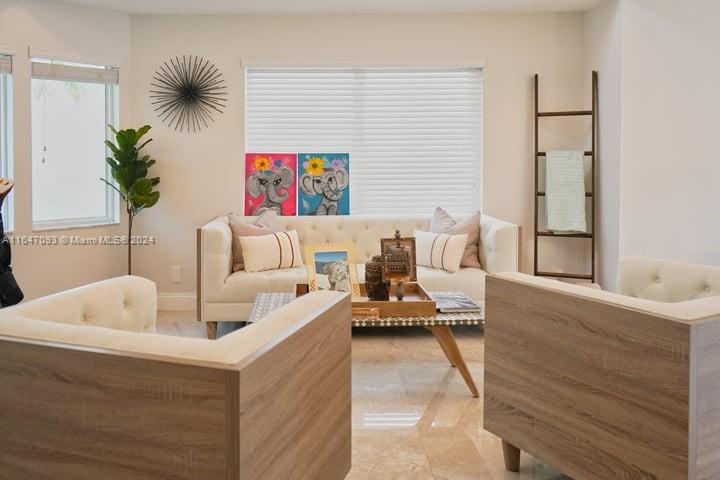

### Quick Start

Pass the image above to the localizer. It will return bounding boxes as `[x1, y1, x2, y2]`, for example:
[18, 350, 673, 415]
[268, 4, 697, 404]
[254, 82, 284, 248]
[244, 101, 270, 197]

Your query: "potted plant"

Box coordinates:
[102, 125, 160, 275]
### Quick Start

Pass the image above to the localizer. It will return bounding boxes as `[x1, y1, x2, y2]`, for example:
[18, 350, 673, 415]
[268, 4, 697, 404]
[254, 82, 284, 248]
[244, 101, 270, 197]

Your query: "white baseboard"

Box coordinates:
[157, 293, 196, 312]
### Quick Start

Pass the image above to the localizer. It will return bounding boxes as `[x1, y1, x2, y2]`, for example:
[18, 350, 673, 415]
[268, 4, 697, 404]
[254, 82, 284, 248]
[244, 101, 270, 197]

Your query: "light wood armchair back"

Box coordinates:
[0, 294, 351, 480]
[484, 273, 720, 479]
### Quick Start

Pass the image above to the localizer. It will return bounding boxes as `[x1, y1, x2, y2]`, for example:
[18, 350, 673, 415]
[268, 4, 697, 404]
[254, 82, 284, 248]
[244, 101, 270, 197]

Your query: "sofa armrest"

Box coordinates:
[479, 215, 521, 274]
[198, 217, 233, 311]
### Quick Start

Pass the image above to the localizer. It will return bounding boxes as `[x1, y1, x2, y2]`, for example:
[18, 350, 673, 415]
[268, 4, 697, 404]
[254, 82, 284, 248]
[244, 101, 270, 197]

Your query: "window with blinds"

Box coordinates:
[31, 58, 119, 229]
[245, 68, 483, 214]
[0, 54, 12, 230]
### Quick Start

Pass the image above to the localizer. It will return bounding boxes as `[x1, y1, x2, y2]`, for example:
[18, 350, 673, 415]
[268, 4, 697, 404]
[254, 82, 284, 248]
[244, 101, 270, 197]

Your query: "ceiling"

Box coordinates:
[53, 0, 604, 15]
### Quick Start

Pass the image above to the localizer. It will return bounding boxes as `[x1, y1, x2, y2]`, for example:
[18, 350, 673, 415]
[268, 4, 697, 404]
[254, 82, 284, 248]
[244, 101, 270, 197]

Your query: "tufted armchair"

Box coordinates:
[0, 277, 352, 480]
[197, 213, 521, 326]
[483, 256, 720, 479]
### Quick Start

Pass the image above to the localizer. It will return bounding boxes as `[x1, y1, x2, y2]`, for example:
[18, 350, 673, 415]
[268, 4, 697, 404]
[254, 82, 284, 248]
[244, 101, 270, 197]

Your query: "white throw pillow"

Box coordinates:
[239, 230, 305, 273]
[414, 230, 468, 273]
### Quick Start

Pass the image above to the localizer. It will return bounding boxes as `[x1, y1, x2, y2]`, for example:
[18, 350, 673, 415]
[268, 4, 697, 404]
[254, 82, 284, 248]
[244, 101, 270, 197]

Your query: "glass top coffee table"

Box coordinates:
[247, 292, 483, 397]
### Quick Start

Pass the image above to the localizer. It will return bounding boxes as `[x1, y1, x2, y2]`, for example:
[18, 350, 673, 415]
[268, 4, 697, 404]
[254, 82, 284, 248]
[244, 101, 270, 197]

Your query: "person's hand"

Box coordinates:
[0, 178, 14, 201]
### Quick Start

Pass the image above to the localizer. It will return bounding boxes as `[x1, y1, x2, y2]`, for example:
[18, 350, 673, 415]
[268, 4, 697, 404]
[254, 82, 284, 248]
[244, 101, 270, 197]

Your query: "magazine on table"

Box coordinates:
[428, 292, 483, 313]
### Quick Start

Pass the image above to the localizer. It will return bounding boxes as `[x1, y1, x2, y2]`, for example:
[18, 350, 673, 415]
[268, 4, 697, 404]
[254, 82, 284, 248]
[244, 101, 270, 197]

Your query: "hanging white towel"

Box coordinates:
[546, 150, 587, 233]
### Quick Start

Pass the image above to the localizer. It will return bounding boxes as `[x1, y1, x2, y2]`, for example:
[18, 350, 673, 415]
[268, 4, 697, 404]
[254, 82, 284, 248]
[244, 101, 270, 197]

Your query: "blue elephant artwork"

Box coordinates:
[298, 153, 350, 215]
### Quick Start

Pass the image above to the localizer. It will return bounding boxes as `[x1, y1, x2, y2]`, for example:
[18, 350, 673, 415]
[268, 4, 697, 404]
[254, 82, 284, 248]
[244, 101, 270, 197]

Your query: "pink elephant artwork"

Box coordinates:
[244, 153, 297, 216]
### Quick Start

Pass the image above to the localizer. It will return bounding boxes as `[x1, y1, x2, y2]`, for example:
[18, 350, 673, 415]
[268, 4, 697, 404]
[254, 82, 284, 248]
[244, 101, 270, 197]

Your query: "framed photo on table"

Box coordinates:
[304, 242, 361, 299]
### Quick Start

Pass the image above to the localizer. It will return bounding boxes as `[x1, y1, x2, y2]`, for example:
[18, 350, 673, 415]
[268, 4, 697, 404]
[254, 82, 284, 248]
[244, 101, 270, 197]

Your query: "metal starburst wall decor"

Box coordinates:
[150, 55, 228, 133]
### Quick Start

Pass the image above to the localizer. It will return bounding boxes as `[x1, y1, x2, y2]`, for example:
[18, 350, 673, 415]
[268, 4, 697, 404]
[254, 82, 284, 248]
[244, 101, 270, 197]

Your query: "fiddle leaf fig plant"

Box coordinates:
[102, 124, 160, 274]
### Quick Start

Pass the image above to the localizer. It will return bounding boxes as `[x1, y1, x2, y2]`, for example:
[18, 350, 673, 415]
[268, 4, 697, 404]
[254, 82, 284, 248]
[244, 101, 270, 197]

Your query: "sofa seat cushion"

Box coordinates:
[216, 264, 486, 304]
[416, 266, 486, 301]
[219, 267, 310, 303]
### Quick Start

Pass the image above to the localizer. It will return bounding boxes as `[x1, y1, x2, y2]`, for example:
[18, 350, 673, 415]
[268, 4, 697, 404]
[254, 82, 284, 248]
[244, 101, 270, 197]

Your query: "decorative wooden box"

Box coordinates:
[296, 283, 436, 318]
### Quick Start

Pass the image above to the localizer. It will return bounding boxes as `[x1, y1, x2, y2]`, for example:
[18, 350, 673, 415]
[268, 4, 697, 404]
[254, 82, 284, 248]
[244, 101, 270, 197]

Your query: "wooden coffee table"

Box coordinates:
[247, 292, 483, 397]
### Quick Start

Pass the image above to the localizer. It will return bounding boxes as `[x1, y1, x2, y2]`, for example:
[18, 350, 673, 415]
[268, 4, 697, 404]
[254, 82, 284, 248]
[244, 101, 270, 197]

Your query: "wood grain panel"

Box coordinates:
[236, 295, 352, 480]
[691, 316, 720, 480]
[484, 276, 691, 479]
[0, 293, 353, 480]
[0, 340, 230, 480]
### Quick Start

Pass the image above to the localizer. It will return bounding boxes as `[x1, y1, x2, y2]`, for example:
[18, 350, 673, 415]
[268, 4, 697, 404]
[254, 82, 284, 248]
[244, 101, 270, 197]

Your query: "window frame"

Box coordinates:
[0, 58, 13, 232]
[30, 60, 120, 231]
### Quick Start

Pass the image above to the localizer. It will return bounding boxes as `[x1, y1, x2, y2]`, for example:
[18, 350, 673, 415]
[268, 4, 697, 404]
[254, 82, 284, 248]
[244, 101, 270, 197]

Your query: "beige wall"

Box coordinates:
[0, 0, 130, 299]
[129, 12, 588, 297]
[619, 0, 720, 268]
[583, 0, 621, 290]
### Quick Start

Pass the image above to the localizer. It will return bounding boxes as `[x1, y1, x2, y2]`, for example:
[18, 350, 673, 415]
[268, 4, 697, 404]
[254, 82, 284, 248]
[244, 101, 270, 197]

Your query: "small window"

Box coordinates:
[0, 54, 12, 231]
[246, 67, 484, 214]
[31, 58, 119, 229]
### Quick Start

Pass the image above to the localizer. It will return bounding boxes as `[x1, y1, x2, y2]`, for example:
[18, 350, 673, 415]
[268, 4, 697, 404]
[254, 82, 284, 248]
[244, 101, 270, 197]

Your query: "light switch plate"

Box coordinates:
[170, 265, 182, 283]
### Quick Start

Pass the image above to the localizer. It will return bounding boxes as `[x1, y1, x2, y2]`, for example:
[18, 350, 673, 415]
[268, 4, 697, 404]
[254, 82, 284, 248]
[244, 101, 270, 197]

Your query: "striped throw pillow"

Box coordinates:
[239, 230, 304, 273]
[414, 230, 468, 273]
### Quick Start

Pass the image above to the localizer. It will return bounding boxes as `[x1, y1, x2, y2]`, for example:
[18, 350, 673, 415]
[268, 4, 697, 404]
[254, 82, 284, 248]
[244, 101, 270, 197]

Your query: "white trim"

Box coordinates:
[28, 47, 120, 68]
[0, 46, 16, 55]
[32, 218, 120, 232]
[240, 57, 486, 69]
[157, 293, 197, 312]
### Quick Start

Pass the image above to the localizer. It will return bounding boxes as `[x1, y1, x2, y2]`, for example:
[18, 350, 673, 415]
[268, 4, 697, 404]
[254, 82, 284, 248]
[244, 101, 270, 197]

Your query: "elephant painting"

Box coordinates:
[244, 154, 297, 216]
[298, 153, 350, 215]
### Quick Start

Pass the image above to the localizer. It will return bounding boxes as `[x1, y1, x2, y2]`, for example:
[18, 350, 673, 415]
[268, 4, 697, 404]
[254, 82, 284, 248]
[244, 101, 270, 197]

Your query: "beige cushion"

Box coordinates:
[417, 266, 486, 301]
[239, 230, 304, 273]
[228, 211, 282, 272]
[414, 230, 468, 273]
[618, 256, 720, 302]
[430, 207, 482, 268]
[219, 267, 310, 303]
[0, 291, 345, 366]
[0, 276, 156, 333]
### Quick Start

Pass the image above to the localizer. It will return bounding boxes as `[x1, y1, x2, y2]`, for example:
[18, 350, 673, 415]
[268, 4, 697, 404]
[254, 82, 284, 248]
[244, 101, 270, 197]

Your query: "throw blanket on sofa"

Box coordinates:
[545, 150, 587, 233]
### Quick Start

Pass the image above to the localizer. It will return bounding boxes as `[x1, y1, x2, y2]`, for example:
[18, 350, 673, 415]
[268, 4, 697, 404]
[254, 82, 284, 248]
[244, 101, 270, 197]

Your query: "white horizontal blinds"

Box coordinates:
[0, 55, 11, 74]
[246, 68, 483, 214]
[31, 60, 119, 85]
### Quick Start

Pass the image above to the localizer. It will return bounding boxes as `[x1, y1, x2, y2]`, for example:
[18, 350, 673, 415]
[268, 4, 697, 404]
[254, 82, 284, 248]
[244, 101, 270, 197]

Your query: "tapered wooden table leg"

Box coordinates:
[206, 321, 218, 340]
[425, 325, 479, 397]
[502, 440, 521, 472]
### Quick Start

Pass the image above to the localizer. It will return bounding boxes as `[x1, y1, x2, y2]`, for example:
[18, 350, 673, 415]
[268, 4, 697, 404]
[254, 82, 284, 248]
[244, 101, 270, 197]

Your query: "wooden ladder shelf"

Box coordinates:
[533, 71, 598, 282]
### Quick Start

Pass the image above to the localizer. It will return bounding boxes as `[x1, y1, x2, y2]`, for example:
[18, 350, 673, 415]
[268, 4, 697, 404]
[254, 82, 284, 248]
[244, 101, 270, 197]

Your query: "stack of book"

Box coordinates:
[428, 292, 483, 313]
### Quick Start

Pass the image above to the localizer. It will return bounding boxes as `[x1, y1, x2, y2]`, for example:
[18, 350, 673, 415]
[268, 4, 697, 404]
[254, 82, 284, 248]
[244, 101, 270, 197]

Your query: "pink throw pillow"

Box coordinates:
[429, 207, 482, 268]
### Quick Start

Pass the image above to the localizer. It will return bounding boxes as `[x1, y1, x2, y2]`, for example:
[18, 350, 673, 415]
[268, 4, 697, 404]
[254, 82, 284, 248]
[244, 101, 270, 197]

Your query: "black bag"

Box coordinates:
[0, 270, 22, 307]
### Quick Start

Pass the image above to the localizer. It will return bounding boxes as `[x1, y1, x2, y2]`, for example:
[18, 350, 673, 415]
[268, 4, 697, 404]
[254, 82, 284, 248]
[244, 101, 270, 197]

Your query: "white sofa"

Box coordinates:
[0, 276, 352, 480]
[198, 213, 521, 323]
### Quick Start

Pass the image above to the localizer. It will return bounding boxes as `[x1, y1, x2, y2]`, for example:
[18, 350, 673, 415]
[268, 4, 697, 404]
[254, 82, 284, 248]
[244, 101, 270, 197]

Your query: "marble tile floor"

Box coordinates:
[157, 312, 567, 480]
